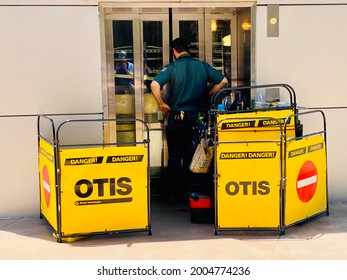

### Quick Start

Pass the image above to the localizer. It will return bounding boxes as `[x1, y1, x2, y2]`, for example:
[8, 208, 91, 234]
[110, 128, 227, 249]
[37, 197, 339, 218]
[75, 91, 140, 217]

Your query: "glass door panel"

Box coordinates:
[211, 19, 232, 87]
[143, 21, 163, 126]
[112, 20, 136, 142]
[205, 9, 236, 88]
[140, 13, 169, 176]
[178, 20, 200, 59]
[172, 10, 204, 60]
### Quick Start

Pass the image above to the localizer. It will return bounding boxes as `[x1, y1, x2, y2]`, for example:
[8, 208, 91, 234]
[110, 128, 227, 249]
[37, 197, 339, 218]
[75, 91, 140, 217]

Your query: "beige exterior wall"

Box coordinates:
[256, 3, 347, 201]
[0, 2, 102, 217]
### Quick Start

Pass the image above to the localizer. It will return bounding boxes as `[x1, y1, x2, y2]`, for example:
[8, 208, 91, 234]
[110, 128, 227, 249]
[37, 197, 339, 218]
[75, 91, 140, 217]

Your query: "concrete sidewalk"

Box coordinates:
[0, 197, 346, 260]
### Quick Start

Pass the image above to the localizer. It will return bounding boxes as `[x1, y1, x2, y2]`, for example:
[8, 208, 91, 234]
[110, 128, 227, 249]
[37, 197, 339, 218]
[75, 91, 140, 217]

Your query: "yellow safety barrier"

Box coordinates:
[38, 116, 151, 242]
[216, 139, 282, 229]
[284, 111, 328, 228]
[214, 114, 284, 232]
[211, 84, 328, 235]
[39, 138, 58, 231]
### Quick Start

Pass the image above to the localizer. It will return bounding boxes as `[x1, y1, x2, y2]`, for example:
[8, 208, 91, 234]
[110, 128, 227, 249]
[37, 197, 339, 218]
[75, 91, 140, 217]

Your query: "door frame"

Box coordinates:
[99, 1, 256, 141]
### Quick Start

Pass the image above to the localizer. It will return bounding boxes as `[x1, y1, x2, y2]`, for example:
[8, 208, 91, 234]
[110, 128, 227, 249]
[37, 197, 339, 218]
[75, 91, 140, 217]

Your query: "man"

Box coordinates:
[151, 37, 228, 203]
[115, 50, 134, 94]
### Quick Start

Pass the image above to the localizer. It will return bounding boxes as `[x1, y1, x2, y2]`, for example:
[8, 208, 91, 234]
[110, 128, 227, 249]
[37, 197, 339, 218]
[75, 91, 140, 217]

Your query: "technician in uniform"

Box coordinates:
[151, 37, 228, 203]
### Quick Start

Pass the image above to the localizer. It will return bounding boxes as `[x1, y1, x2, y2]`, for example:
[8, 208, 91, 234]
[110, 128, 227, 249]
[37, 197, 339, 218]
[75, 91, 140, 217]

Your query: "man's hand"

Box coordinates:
[151, 80, 171, 115]
[158, 102, 171, 115]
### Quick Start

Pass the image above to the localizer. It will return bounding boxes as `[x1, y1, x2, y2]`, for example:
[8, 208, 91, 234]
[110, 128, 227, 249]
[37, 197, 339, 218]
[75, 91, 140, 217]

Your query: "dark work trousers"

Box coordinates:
[165, 115, 198, 200]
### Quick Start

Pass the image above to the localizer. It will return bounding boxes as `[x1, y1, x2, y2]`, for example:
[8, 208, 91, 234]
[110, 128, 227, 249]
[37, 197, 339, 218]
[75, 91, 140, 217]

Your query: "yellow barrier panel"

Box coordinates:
[59, 145, 149, 235]
[214, 109, 328, 234]
[38, 116, 151, 242]
[285, 135, 327, 226]
[212, 86, 328, 234]
[216, 141, 281, 229]
[39, 138, 58, 231]
[216, 109, 296, 141]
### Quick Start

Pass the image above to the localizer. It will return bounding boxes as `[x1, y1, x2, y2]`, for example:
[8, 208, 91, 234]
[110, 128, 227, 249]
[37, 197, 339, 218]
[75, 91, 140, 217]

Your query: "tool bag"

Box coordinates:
[189, 137, 213, 173]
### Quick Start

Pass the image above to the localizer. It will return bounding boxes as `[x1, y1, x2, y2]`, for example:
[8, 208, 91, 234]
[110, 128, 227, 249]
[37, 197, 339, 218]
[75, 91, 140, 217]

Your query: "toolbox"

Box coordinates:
[190, 184, 213, 223]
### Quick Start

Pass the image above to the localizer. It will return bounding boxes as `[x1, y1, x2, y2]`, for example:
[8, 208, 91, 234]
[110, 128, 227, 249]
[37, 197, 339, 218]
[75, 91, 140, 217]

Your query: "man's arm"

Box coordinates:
[150, 80, 171, 115]
[127, 62, 134, 75]
[208, 77, 228, 95]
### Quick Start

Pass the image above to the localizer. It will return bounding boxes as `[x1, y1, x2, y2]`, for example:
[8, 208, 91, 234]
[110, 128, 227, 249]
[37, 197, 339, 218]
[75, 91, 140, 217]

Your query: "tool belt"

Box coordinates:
[169, 110, 198, 121]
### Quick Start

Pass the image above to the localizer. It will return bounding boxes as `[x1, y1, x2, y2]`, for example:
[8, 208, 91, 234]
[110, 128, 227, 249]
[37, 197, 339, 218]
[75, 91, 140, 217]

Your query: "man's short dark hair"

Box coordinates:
[171, 37, 190, 53]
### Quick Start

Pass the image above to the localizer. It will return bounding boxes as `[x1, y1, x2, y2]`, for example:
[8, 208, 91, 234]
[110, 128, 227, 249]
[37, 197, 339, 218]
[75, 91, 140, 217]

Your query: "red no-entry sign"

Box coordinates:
[296, 160, 318, 203]
[42, 165, 51, 207]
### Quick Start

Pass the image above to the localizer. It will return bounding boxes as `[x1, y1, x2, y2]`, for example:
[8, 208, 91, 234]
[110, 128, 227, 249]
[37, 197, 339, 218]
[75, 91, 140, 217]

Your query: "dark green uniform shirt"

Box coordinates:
[153, 54, 225, 111]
